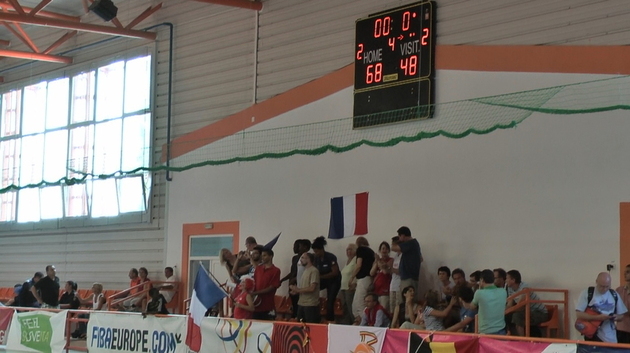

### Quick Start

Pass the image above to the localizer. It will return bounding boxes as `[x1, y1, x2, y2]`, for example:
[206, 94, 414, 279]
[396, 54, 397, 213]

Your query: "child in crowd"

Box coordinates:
[233, 277, 255, 320]
[146, 288, 169, 315]
[401, 289, 456, 331]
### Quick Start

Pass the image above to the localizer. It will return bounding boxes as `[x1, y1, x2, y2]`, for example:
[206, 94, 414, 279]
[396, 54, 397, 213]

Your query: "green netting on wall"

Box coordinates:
[4, 75, 630, 194]
[167, 75, 630, 170]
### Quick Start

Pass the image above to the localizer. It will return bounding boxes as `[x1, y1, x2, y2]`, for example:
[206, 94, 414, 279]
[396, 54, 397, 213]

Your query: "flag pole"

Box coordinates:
[201, 261, 232, 302]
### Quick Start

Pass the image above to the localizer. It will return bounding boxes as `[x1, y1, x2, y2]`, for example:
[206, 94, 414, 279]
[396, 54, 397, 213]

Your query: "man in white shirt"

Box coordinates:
[576, 272, 627, 343]
[159, 267, 177, 303]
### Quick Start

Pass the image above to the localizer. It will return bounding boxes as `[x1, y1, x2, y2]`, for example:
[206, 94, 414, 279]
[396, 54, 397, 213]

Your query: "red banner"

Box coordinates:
[271, 322, 329, 353]
[0, 307, 14, 345]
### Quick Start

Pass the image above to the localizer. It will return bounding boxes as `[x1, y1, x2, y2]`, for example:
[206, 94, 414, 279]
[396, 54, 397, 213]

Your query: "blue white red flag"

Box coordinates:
[185, 263, 228, 352]
[328, 192, 368, 239]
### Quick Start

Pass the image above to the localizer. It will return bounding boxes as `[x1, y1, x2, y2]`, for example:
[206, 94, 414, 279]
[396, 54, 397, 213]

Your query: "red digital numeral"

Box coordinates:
[356, 44, 363, 60]
[409, 55, 417, 75]
[374, 16, 391, 38]
[383, 16, 391, 36]
[400, 56, 417, 76]
[421, 28, 429, 45]
[374, 18, 381, 38]
[402, 11, 411, 31]
[366, 63, 383, 84]
[388, 37, 395, 51]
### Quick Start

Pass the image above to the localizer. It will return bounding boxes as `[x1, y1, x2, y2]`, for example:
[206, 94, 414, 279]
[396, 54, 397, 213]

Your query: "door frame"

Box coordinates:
[180, 221, 240, 314]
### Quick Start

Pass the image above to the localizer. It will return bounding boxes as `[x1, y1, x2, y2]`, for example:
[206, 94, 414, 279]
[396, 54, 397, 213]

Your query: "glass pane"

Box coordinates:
[1, 90, 21, 137]
[122, 114, 150, 171]
[71, 71, 95, 124]
[0, 139, 19, 188]
[0, 191, 16, 222]
[190, 236, 233, 257]
[43, 130, 68, 183]
[91, 179, 118, 217]
[22, 82, 47, 135]
[40, 186, 62, 220]
[93, 119, 121, 175]
[95, 61, 124, 121]
[68, 126, 93, 178]
[19, 134, 44, 186]
[64, 184, 87, 217]
[117, 176, 145, 213]
[17, 188, 40, 223]
[124, 55, 151, 113]
[46, 78, 69, 129]
[0, 139, 19, 222]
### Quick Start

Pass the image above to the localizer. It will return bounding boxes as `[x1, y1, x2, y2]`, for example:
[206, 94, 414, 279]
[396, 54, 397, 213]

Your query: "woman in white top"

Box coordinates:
[80, 282, 107, 311]
[73, 283, 108, 339]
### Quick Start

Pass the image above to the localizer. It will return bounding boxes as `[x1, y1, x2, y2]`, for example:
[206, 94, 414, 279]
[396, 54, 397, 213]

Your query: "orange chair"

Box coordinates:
[0, 287, 12, 302]
[274, 296, 286, 319]
[334, 298, 344, 317]
[78, 289, 91, 299]
[539, 305, 559, 338]
[165, 290, 180, 314]
[319, 297, 328, 317]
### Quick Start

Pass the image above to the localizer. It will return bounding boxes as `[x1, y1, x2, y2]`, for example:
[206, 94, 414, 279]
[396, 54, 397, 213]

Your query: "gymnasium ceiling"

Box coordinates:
[0, 0, 262, 64]
[0, 0, 628, 65]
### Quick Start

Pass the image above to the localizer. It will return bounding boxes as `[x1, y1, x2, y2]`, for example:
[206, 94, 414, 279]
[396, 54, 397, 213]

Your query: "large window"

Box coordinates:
[0, 54, 152, 223]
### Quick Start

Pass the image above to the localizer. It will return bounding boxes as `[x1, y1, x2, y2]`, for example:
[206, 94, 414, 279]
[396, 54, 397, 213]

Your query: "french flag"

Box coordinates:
[328, 192, 368, 239]
[185, 263, 228, 352]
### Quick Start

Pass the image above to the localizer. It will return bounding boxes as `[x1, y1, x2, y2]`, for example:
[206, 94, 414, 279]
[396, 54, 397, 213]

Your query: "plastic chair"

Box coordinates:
[0, 287, 12, 301]
[334, 298, 344, 317]
[319, 297, 328, 317]
[274, 296, 288, 320]
[539, 305, 559, 338]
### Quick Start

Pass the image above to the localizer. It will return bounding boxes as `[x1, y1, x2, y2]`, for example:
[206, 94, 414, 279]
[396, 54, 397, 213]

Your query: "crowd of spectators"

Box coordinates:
[216, 227, 630, 344]
[3, 266, 177, 317]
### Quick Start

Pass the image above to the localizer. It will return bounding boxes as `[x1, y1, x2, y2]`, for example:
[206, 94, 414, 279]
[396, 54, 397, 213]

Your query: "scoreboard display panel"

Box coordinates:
[353, 1, 436, 128]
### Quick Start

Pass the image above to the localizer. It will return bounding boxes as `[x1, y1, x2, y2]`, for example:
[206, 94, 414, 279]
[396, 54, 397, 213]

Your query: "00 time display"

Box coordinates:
[353, 1, 436, 128]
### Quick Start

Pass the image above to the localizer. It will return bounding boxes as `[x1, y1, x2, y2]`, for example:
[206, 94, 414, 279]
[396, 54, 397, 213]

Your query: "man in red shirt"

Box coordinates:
[252, 247, 281, 320]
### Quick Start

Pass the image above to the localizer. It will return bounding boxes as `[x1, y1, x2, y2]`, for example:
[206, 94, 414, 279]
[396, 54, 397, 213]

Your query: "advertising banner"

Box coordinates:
[0, 307, 14, 345]
[200, 317, 272, 353]
[88, 312, 187, 353]
[5, 310, 67, 353]
[327, 324, 387, 353]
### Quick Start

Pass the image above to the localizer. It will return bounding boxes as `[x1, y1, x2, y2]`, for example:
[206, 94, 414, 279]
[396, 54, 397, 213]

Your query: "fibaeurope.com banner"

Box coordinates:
[87, 312, 187, 353]
[5, 310, 67, 353]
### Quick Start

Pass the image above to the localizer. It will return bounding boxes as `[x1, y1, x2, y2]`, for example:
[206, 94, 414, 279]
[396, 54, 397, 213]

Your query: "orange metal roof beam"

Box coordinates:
[28, 0, 52, 16]
[0, 12, 156, 40]
[43, 30, 76, 54]
[2, 22, 38, 52]
[126, 3, 162, 30]
[111, 17, 123, 29]
[192, 0, 262, 11]
[0, 1, 80, 22]
[12, 22, 38, 52]
[0, 48, 71, 63]
[6, 0, 23, 15]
